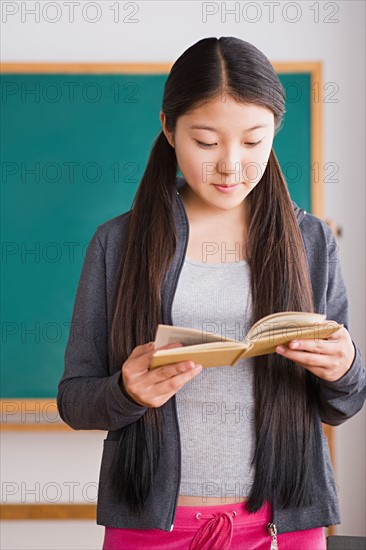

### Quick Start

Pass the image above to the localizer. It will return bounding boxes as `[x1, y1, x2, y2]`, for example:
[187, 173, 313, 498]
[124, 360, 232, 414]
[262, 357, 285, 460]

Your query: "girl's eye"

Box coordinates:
[245, 141, 262, 147]
[196, 141, 215, 148]
[195, 140, 262, 148]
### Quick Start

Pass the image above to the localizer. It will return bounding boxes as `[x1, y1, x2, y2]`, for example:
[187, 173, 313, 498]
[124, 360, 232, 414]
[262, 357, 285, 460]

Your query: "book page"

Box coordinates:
[247, 312, 327, 341]
[238, 322, 343, 362]
[155, 341, 245, 356]
[154, 324, 238, 348]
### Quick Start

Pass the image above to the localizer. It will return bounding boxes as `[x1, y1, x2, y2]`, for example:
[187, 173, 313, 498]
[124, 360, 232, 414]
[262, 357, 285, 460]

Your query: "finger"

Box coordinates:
[156, 341, 183, 350]
[129, 341, 156, 359]
[324, 326, 345, 342]
[149, 359, 198, 382]
[127, 342, 184, 376]
[276, 346, 334, 368]
[140, 342, 184, 376]
[153, 363, 203, 399]
[135, 364, 203, 408]
[129, 341, 182, 360]
[322, 320, 344, 340]
[286, 337, 339, 355]
[126, 360, 201, 405]
[125, 343, 160, 377]
[278, 350, 340, 382]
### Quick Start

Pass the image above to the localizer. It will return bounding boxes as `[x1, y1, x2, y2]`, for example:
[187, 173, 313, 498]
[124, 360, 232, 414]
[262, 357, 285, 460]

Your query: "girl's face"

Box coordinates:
[160, 96, 275, 212]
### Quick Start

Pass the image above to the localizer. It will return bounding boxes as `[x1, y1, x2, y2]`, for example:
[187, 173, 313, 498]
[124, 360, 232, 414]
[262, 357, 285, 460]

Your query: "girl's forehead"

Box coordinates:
[178, 99, 274, 129]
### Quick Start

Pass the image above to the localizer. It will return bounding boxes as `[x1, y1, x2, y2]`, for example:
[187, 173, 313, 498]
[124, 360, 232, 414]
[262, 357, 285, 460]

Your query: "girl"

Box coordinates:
[57, 37, 366, 550]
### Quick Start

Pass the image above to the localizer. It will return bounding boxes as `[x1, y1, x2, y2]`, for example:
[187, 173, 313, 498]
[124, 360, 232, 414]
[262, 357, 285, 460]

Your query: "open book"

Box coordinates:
[150, 312, 343, 369]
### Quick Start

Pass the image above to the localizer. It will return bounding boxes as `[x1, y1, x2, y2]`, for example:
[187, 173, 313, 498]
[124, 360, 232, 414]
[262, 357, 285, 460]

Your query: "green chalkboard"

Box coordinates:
[1, 69, 312, 398]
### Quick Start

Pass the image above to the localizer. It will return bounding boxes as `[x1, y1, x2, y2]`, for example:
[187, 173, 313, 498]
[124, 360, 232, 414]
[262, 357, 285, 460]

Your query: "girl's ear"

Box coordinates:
[159, 110, 175, 148]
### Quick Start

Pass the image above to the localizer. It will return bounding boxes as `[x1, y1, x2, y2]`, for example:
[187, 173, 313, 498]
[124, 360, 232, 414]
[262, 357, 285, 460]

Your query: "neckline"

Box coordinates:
[185, 256, 249, 267]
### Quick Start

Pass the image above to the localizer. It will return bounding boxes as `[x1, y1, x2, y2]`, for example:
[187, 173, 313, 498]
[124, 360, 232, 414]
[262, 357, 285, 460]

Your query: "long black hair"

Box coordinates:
[110, 36, 318, 514]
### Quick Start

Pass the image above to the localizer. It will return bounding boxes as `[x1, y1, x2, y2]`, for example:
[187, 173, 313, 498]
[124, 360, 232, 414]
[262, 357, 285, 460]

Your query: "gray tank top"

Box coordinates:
[172, 256, 256, 499]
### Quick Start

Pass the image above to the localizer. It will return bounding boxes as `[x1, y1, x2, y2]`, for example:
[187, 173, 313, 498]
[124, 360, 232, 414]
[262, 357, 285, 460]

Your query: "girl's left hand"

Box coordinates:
[276, 323, 355, 383]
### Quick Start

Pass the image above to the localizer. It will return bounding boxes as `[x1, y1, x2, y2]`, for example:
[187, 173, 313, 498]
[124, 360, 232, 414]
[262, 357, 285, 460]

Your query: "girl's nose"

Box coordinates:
[215, 146, 245, 181]
[216, 159, 243, 184]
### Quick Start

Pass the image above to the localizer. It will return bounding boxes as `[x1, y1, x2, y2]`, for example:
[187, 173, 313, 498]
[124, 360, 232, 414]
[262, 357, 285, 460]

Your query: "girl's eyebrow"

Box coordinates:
[189, 124, 269, 132]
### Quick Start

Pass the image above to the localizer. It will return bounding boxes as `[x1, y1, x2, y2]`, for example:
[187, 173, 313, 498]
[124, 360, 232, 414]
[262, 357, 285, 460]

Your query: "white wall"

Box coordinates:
[2, 1, 365, 547]
[1, 431, 106, 550]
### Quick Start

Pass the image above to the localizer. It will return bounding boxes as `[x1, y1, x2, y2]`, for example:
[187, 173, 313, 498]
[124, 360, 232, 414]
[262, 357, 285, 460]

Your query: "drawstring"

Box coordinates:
[188, 510, 236, 550]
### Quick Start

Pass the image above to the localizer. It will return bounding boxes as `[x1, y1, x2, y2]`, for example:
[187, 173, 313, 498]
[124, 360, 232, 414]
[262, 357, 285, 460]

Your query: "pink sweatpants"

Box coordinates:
[102, 500, 327, 549]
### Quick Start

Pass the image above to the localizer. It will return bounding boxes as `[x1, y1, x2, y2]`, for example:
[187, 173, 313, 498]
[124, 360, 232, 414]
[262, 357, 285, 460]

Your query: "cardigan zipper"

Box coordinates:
[169, 395, 182, 530]
[267, 522, 279, 549]
[167, 188, 189, 530]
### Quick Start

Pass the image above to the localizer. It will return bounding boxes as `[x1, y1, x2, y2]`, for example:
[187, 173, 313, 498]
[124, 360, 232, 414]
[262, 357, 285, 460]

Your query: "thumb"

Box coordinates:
[129, 341, 156, 360]
[129, 342, 183, 368]
[156, 341, 183, 351]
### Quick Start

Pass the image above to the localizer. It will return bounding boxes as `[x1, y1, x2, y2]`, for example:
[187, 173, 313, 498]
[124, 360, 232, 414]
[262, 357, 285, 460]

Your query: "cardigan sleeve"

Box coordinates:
[57, 228, 147, 431]
[315, 223, 366, 426]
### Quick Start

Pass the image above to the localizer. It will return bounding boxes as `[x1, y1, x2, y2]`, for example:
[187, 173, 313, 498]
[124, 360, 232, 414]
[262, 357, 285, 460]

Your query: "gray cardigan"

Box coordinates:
[57, 176, 366, 533]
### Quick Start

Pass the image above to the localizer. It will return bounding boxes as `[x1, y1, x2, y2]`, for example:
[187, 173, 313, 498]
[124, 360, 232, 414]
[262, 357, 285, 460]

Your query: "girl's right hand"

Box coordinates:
[121, 341, 203, 407]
